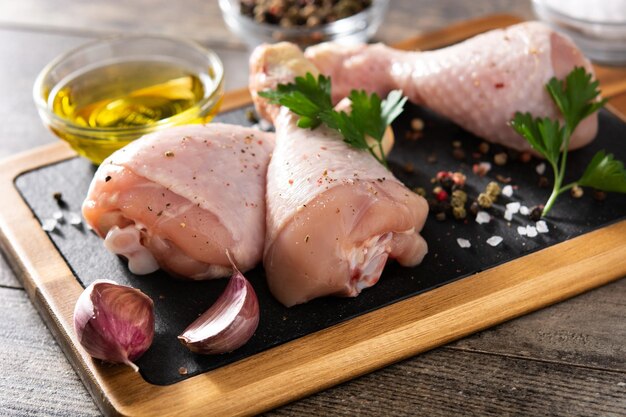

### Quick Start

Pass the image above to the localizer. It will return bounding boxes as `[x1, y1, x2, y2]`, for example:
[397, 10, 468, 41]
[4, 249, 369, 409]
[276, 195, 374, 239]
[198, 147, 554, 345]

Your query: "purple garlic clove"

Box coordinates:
[178, 255, 259, 355]
[73, 279, 154, 371]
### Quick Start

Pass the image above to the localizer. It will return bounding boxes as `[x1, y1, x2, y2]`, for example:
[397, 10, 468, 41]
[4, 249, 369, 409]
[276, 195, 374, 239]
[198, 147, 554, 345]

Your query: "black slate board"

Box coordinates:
[14, 104, 626, 386]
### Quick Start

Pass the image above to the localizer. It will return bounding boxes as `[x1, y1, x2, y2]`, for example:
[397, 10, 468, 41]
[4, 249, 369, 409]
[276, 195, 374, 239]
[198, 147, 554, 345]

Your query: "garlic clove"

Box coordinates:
[178, 256, 259, 355]
[73, 279, 154, 371]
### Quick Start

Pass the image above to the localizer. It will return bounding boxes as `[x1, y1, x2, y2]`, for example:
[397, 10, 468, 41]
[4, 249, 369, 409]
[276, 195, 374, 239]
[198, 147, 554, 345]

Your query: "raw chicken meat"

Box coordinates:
[82, 124, 274, 279]
[250, 44, 429, 307]
[305, 21, 599, 152]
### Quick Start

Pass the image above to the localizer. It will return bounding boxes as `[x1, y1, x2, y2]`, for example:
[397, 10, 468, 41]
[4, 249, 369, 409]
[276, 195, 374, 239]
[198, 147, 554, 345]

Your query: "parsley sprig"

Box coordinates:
[259, 73, 407, 167]
[510, 67, 626, 217]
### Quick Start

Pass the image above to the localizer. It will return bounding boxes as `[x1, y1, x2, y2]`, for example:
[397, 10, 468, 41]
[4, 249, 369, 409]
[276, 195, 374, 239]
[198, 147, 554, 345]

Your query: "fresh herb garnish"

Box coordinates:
[510, 67, 626, 217]
[259, 72, 407, 167]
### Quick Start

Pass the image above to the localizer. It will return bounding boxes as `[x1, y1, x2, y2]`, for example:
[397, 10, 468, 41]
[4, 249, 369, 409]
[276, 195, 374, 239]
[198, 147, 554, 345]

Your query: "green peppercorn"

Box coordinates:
[477, 193, 494, 208]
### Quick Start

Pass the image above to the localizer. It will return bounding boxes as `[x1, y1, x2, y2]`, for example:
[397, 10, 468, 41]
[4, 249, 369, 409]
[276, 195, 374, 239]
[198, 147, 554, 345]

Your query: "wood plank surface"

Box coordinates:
[0, 288, 100, 417]
[1, 1, 626, 415]
[449, 277, 626, 373]
[267, 349, 626, 417]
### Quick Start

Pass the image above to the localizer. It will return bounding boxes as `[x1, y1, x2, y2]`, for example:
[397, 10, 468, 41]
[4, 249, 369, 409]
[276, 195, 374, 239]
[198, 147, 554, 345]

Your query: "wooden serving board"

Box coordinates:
[2, 14, 626, 417]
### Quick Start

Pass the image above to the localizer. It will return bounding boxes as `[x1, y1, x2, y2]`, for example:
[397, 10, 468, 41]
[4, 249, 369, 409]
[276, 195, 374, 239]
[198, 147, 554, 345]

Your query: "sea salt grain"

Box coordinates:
[457, 238, 471, 248]
[504, 210, 513, 221]
[502, 185, 513, 197]
[506, 202, 521, 214]
[41, 218, 57, 232]
[536, 163, 546, 175]
[486, 236, 503, 247]
[68, 212, 82, 226]
[536, 220, 549, 233]
[52, 211, 64, 220]
[517, 226, 528, 236]
[526, 225, 538, 237]
[519, 205, 530, 216]
[475, 211, 491, 224]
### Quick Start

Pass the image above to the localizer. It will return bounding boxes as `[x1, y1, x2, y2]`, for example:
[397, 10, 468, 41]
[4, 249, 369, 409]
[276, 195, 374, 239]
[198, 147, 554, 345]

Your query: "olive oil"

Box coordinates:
[46, 59, 222, 163]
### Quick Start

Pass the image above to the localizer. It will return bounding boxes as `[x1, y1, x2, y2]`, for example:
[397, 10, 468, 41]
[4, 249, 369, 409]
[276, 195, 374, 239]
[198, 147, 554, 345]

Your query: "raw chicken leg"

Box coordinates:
[250, 44, 429, 307]
[83, 124, 273, 279]
[305, 22, 599, 152]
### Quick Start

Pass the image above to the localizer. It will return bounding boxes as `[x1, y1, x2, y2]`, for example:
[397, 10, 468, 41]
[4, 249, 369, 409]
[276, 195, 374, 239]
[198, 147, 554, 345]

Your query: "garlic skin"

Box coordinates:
[178, 260, 259, 355]
[73, 279, 154, 371]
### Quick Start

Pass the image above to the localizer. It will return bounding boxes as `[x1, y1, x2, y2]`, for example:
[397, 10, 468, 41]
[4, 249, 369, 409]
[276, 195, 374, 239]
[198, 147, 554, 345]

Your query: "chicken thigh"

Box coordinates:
[83, 124, 274, 279]
[305, 22, 598, 152]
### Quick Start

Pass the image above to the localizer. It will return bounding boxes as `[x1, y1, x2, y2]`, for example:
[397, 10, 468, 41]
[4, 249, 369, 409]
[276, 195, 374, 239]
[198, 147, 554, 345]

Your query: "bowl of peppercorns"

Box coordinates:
[219, 0, 390, 48]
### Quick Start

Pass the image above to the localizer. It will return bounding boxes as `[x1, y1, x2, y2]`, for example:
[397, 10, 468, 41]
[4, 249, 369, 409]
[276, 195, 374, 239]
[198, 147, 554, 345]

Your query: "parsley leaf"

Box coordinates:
[578, 151, 626, 193]
[510, 113, 564, 166]
[546, 67, 607, 133]
[258, 73, 407, 167]
[510, 67, 625, 217]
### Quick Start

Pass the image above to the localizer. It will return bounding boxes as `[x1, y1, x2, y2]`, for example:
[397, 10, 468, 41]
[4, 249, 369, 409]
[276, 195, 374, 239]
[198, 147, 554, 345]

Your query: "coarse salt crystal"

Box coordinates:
[502, 185, 513, 197]
[504, 210, 513, 221]
[536, 163, 546, 175]
[457, 238, 471, 248]
[68, 212, 82, 226]
[41, 218, 57, 232]
[517, 226, 527, 236]
[536, 220, 549, 233]
[519, 206, 530, 216]
[475, 211, 491, 224]
[506, 202, 521, 214]
[486, 236, 503, 247]
[526, 225, 538, 237]
[52, 211, 64, 220]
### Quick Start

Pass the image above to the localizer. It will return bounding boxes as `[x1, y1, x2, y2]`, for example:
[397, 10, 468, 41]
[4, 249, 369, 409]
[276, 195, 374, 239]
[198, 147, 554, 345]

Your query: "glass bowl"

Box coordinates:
[219, 0, 390, 49]
[533, 0, 626, 65]
[33, 35, 224, 164]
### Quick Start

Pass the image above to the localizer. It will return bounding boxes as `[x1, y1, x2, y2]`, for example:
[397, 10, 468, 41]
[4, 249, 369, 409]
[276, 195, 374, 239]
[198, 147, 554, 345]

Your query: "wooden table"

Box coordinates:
[0, 1, 624, 416]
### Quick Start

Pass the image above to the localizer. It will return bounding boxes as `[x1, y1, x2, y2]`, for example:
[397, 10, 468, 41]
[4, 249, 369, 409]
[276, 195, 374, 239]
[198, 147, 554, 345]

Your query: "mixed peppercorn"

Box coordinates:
[240, 0, 372, 27]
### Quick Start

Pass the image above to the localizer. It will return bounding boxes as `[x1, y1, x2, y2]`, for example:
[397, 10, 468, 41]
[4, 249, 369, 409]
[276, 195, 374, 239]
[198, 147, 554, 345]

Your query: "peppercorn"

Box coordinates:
[478, 142, 490, 154]
[435, 212, 447, 221]
[469, 201, 480, 216]
[477, 193, 494, 208]
[413, 187, 427, 197]
[440, 176, 454, 191]
[451, 189, 468, 206]
[411, 118, 424, 131]
[494, 152, 508, 166]
[452, 205, 467, 220]
[529, 206, 543, 221]
[485, 181, 501, 198]
[592, 189, 607, 201]
[570, 185, 584, 198]
[434, 187, 449, 202]
[451, 172, 467, 187]
[452, 140, 462, 148]
[452, 148, 466, 161]
[520, 152, 532, 163]
[538, 176, 550, 188]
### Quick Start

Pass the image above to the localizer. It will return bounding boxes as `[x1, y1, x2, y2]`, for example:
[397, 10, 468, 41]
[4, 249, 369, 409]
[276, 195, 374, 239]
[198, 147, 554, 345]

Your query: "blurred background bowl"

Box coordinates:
[533, 0, 626, 65]
[33, 35, 224, 164]
[219, 0, 390, 49]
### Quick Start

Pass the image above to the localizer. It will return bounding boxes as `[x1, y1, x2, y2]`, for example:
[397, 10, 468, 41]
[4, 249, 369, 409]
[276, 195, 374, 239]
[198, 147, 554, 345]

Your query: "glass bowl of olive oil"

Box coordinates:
[33, 35, 224, 164]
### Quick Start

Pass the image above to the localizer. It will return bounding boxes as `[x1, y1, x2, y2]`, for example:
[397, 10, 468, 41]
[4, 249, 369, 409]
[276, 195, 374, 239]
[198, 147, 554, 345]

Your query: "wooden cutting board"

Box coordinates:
[1, 14, 626, 417]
